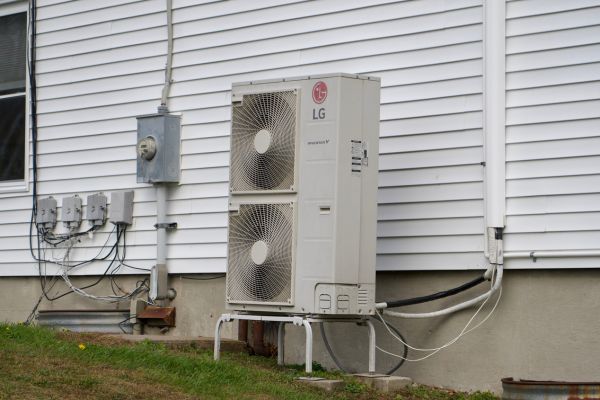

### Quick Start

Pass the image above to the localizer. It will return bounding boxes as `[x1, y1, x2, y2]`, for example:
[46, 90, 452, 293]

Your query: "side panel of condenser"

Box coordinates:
[359, 79, 380, 300]
[334, 77, 367, 285]
[294, 77, 341, 313]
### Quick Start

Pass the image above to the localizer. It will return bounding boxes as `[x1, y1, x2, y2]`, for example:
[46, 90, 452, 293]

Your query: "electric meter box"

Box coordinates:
[136, 113, 181, 183]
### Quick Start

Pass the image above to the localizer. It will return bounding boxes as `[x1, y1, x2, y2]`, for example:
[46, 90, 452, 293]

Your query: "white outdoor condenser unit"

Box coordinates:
[226, 73, 380, 316]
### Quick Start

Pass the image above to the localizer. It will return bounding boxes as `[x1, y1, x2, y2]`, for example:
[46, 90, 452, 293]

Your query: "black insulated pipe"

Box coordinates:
[382, 275, 487, 309]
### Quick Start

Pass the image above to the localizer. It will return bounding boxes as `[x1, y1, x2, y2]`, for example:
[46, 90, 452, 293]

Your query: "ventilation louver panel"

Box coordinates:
[230, 90, 297, 192]
[227, 203, 294, 305]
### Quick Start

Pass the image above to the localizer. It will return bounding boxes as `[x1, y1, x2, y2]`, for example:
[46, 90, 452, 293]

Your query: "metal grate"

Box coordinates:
[230, 91, 297, 192]
[227, 203, 294, 304]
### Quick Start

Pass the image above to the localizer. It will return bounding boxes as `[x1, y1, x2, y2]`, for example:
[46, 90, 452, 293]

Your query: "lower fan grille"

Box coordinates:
[227, 203, 294, 305]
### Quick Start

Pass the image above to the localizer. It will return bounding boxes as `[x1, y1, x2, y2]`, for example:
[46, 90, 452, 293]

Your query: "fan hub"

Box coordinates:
[251, 240, 269, 265]
[253, 129, 272, 154]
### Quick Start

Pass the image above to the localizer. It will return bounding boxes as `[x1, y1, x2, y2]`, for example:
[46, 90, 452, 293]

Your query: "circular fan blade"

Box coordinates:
[230, 91, 297, 191]
[227, 203, 293, 303]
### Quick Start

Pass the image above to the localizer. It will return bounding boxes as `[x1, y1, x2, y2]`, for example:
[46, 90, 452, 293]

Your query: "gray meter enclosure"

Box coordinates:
[136, 113, 181, 183]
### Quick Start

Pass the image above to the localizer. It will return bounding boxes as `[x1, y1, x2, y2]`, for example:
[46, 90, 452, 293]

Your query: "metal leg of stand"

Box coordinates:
[366, 319, 376, 373]
[302, 319, 313, 373]
[277, 322, 286, 366]
[213, 315, 227, 361]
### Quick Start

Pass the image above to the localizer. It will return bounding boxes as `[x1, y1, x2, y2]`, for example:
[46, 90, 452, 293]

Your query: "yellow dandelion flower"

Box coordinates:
[78, 343, 86, 350]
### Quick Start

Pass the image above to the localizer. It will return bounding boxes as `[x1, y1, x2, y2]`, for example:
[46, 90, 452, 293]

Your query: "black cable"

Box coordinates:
[382, 275, 486, 309]
[318, 317, 407, 375]
[180, 274, 226, 280]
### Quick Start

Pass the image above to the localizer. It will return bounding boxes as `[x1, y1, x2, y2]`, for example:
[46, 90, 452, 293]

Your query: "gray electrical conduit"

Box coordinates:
[160, 0, 174, 108]
[378, 264, 503, 319]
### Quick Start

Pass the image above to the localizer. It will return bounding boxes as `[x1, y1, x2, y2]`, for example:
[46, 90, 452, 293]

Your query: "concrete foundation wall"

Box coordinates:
[1, 270, 599, 393]
[282, 269, 600, 393]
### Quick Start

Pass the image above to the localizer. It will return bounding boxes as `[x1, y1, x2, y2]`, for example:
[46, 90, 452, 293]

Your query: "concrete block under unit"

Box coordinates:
[136, 112, 181, 183]
[296, 377, 344, 392]
[36, 196, 57, 229]
[86, 193, 107, 226]
[110, 191, 134, 226]
[62, 195, 82, 228]
[353, 373, 413, 393]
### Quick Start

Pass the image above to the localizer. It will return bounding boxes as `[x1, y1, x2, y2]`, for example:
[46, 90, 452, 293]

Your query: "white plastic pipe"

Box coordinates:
[504, 250, 600, 259]
[381, 264, 503, 319]
[483, 0, 506, 229]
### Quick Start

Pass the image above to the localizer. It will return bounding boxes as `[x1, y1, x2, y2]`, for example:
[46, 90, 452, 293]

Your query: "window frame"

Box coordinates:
[0, 0, 29, 193]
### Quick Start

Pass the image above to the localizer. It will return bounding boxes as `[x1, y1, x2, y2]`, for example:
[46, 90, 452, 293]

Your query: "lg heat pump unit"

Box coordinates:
[226, 74, 380, 316]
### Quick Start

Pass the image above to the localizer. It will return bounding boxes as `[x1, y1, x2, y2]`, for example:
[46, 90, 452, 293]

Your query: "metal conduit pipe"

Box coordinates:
[150, 184, 169, 303]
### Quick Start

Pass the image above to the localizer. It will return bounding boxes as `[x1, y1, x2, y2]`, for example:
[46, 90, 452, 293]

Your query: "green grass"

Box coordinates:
[0, 323, 498, 400]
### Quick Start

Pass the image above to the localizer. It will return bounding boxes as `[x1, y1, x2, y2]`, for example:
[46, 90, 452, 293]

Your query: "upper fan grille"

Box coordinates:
[227, 203, 294, 305]
[230, 91, 297, 192]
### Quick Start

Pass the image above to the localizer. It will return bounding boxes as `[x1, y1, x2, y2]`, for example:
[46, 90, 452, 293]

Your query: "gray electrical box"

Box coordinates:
[62, 195, 82, 229]
[136, 112, 181, 183]
[87, 193, 107, 226]
[36, 196, 57, 229]
[110, 191, 134, 225]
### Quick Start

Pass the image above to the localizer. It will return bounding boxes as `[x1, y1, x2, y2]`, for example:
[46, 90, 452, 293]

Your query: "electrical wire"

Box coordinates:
[319, 317, 407, 375]
[180, 274, 226, 280]
[374, 268, 503, 362]
[382, 263, 503, 319]
[379, 275, 487, 309]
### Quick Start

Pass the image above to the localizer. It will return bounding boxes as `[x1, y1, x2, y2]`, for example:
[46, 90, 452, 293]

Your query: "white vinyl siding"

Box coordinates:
[0, 0, 487, 275]
[504, 0, 600, 269]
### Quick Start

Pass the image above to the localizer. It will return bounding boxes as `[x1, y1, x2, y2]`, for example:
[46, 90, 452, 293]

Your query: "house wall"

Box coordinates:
[0, 0, 599, 393]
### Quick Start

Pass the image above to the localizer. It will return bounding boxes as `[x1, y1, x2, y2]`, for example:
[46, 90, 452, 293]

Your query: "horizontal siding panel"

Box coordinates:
[504, 231, 600, 251]
[175, 12, 482, 65]
[380, 129, 482, 153]
[506, 25, 600, 54]
[37, 56, 166, 87]
[378, 182, 483, 204]
[378, 200, 483, 220]
[173, 0, 437, 31]
[506, 0, 600, 19]
[37, 12, 166, 47]
[507, 63, 600, 90]
[505, 212, 600, 233]
[506, 100, 600, 125]
[379, 165, 483, 187]
[506, 118, 600, 143]
[36, 0, 166, 32]
[507, 81, 600, 108]
[378, 217, 483, 237]
[36, 42, 166, 74]
[37, 26, 166, 60]
[173, 42, 483, 83]
[507, 194, 600, 216]
[36, 0, 142, 21]
[37, 71, 164, 100]
[507, 175, 600, 198]
[506, 137, 600, 161]
[506, 156, 600, 179]
[377, 253, 488, 270]
[506, 43, 600, 72]
[380, 147, 482, 170]
[381, 111, 482, 137]
[506, 6, 600, 36]
[377, 235, 484, 253]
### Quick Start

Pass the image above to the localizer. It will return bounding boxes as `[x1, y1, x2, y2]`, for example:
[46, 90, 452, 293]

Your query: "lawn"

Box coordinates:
[0, 324, 497, 400]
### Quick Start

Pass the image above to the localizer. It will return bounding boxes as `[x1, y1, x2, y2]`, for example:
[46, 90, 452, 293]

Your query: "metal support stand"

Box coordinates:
[214, 313, 376, 374]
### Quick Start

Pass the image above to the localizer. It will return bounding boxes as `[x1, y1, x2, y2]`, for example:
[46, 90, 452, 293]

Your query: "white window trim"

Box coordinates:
[0, 0, 29, 193]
